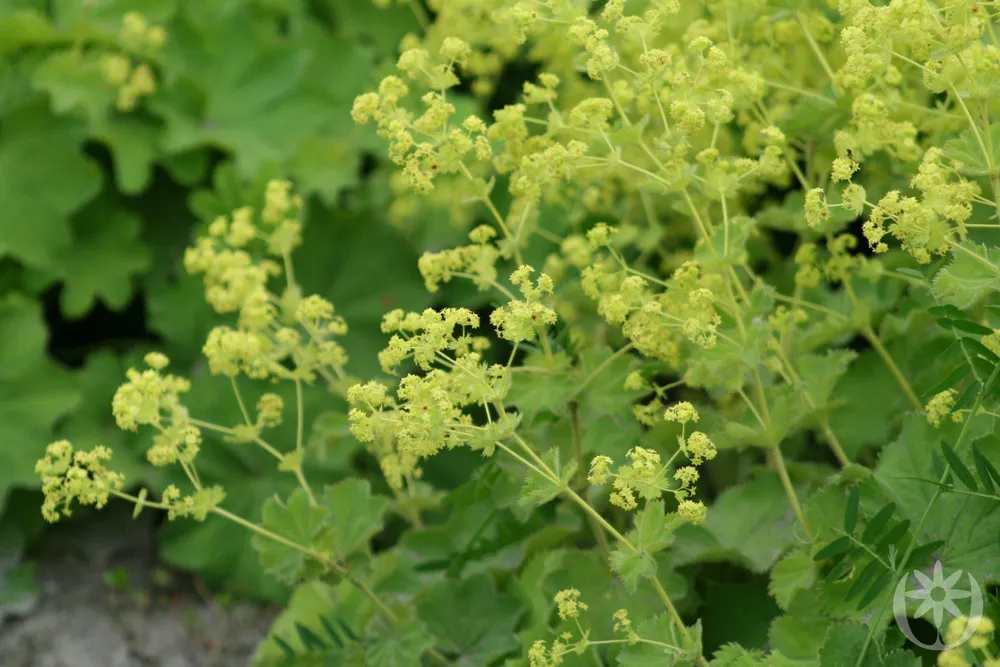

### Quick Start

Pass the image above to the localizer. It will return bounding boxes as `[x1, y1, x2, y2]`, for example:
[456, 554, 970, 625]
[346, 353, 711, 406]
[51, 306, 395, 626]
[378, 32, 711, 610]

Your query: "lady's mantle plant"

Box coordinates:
[34, 1, 1000, 666]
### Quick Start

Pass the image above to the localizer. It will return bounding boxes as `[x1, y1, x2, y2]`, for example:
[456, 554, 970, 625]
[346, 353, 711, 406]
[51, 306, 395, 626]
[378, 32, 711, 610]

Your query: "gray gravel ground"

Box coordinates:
[0, 507, 277, 667]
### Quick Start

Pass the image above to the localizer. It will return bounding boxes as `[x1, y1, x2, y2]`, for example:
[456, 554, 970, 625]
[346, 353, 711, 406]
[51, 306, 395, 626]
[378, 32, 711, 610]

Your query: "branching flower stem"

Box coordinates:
[493, 425, 705, 664]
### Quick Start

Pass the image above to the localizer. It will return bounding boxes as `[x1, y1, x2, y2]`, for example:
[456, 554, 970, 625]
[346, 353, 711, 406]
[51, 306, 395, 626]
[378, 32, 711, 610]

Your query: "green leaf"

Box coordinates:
[923, 364, 970, 399]
[823, 548, 860, 583]
[151, 13, 376, 194]
[253, 488, 329, 584]
[769, 548, 816, 610]
[940, 441, 978, 491]
[856, 570, 893, 610]
[904, 540, 945, 571]
[93, 116, 161, 194]
[875, 519, 910, 556]
[952, 380, 979, 411]
[294, 623, 329, 652]
[796, 349, 858, 412]
[818, 622, 921, 667]
[844, 558, 884, 602]
[928, 305, 965, 319]
[0, 296, 81, 499]
[32, 49, 116, 122]
[0, 102, 101, 268]
[710, 645, 801, 667]
[575, 346, 643, 418]
[814, 536, 851, 561]
[844, 486, 859, 535]
[318, 479, 390, 561]
[861, 504, 896, 545]
[974, 445, 999, 494]
[364, 615, 435, 667]
[948, 319, 995, 337]
[961, 337, 1000, 363]
[0, 10, 62, 55]
[519, 448, 576, 507]
[330, 1, 420, 52]
[896, 268, 927, 282]
[146, 272, 218, 365]
[876, 413, 1000, 585]
[693, 472, 805, 572]
[506, 352, 576, 419]
[0, 293, 49, 381]
[942, 123, 1000, 176]
[828, 349, 905, 460]
[610, 500, 678, 592]
[417, 573, 523, 667]
[695, 214, 756, 267]
[284, 24, 376, 203]
[818, 622, 869, 667]
[292, 204, 433, 378]
[768, 589, 829, 660]
[253, 579, 362, 666]
[932, 242, 1000, 309]
[44, 196, 150, 317]
[153, 18, 318, 173]
[161, 475, 297, 602]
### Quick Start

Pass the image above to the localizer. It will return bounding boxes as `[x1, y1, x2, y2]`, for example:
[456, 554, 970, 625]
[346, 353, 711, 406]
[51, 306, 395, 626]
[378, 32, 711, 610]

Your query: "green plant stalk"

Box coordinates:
[293, 378, 317, 506]
[796, 13, 839, 94]
[566, 400, 612, 558]
[841, 280, 922, 410]
[770, 344, 851, 467]
[860, 325, 921, 410]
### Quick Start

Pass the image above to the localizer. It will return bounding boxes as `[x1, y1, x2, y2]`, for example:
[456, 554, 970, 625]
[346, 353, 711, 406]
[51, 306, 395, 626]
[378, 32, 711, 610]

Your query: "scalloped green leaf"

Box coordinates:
[0, 103, 101, 268]
[932, 242, 1000, 309]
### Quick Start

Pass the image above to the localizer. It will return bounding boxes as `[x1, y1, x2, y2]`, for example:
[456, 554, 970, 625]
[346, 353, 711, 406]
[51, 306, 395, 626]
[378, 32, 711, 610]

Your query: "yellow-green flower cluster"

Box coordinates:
[36, 441, 124, 522]
[112, 353, 190, 431]
[185, 181, 349, 383]
[583, 259, 722, 367]
[348, 307, 513, 490]
[925, 388, 960, 428]
[352, 51, 493, 197]
[939, 614, 998, 667]
[160, 485, 226, 522]
[862, 148, 978, 262]
[418, 225, 500, 293]
[39, 352, 227, 525]
[378, 307, 483, 373]
[587, 403, 714, 520]
[489, 266, 558, 343]
[112, 353, 203, 467]
[554, 589, 588, 621]
[99, 12, 167, 111]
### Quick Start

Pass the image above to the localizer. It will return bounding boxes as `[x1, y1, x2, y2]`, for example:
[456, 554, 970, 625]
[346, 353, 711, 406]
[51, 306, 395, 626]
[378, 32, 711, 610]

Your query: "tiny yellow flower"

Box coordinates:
[554, 589, 588, 620]
[663, 401, 699, 424]
[925, 389, 957, 428]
